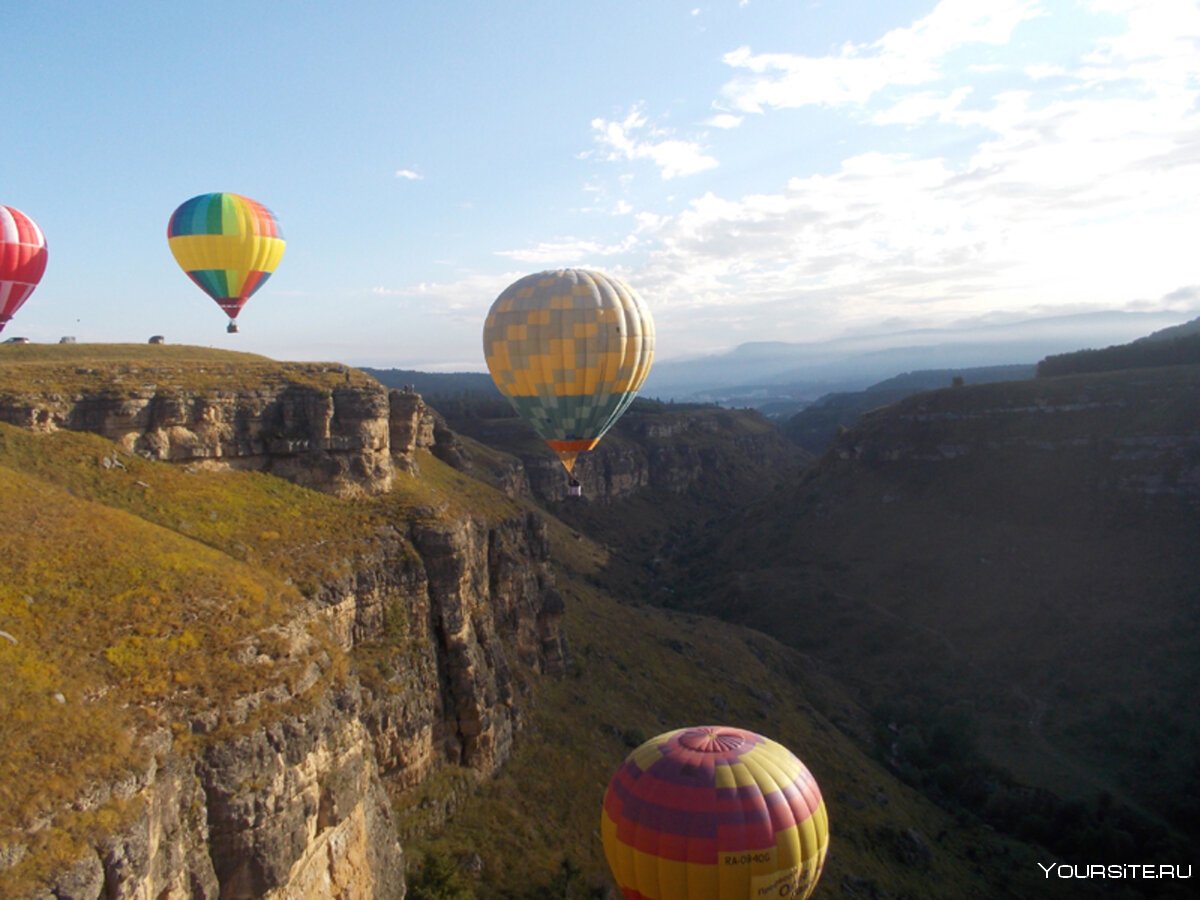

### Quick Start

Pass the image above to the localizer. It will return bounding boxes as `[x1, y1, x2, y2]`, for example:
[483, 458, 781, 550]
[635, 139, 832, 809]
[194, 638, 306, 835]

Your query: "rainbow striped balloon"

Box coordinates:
[0, 205, 48, 333]
[482, 269, 654, 475]
[166, 192, 285, 327]
[601, 726, 829, 900]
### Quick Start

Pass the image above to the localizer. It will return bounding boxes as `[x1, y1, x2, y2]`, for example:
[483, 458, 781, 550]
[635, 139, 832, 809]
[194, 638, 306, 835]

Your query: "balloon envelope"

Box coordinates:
[482, 268, 654, 474]
[166, 192, 285, 324]
[0, 206, 48, 333]
[601, 726, 828, 900]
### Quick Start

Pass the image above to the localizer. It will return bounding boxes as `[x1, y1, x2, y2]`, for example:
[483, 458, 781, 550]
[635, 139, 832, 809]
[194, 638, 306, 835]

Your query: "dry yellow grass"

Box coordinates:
[0, 462, 324, 893]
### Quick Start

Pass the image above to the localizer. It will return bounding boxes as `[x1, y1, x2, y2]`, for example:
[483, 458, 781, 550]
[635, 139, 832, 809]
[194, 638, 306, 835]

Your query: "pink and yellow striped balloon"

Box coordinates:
[601, 726, 829, 900]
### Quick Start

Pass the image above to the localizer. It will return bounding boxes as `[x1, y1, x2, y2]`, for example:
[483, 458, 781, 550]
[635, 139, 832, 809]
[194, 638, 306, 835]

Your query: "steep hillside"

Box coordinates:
[654, 365, 1200, 875]
[0, 421, 574, 897]
[783, 365, 1035, 454]
[1038, 333, 1200, 377]
[1141, 315, 1200, 342]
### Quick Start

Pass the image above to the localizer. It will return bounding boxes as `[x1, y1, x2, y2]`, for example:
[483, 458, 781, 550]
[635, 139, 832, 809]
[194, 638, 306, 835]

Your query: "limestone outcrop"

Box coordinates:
[0, 374, 453, 498]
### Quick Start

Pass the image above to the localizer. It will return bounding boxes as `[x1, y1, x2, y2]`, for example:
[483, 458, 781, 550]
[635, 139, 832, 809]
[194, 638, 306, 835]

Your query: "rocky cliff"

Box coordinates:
[829, 365, 1200, 502]
[0, 355, 493, 502]
[443, 404, 804, 504]
[0, 348, 568, 899]
[72, 684, 409, 900]
[0, 370, 397, 498]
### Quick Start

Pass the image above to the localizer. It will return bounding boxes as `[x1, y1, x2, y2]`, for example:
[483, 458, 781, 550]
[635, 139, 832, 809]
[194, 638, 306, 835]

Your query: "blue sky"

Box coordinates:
[6, 0, 1199, 368]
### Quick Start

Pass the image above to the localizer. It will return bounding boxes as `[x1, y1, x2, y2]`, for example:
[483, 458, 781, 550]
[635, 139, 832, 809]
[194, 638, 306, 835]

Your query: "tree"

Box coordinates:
[407, 850, 473, 900]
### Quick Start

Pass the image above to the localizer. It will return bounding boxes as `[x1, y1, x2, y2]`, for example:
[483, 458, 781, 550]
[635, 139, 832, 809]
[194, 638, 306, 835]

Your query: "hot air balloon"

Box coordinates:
[166, 192, 285, 333]
[601, 726, 828, 900]
[482, 269, 654, 488]
[0, 206, 48, 334]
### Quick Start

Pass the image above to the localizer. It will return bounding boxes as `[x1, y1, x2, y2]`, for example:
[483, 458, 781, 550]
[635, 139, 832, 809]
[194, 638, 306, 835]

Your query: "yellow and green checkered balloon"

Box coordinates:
[483, 269, 654, 474]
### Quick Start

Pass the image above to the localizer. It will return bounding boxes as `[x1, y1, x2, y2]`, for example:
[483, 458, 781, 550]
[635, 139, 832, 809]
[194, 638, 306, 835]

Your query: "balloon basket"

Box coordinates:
[226, 322, 239, 334]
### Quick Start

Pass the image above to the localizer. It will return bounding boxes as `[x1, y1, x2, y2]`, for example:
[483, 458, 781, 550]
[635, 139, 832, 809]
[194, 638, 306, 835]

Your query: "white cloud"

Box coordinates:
[394, 168, 423, 180]
[634, 212, 667, 233]
[719, 0, 1040, 112]
[495, 236, 638, 265]
[871, 86, 972, 125]
[591, 106, 719, 179]
[705, 112, 744, 129]
[1024, 63, 1064, 80]
[1078, 0, 1200, 94]
[370, 271, 522, 312]
[627, 67, 1199, 328]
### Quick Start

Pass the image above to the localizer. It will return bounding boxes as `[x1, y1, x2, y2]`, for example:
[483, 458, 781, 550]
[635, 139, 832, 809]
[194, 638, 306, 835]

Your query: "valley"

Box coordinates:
[0, 343, 1196, 898]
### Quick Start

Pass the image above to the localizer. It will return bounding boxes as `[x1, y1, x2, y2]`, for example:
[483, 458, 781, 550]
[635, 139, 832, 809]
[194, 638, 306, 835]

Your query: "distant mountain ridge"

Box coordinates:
[782, 364, 1036, 453]
[643, 309, 1200, 408]
[1039, 326, 1200, 377]
[1141, 314, 1200, 342]
[785, 316, 1200, 453]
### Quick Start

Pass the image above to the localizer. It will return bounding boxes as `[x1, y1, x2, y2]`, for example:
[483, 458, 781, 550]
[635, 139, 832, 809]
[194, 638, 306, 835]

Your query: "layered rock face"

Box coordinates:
[0, 379, 397, 497]
[448, 406, 800, 504]
[23, 506, 566, 900]
[320, 511, 568, 789]
[79, 688, 408, 900]
[828, 367, 1200, 503]
[0, 371, 568, 898]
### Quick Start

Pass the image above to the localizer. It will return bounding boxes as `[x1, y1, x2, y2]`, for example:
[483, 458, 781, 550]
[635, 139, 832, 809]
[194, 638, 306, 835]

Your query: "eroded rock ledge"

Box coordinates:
[0, 380, 446, 498]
